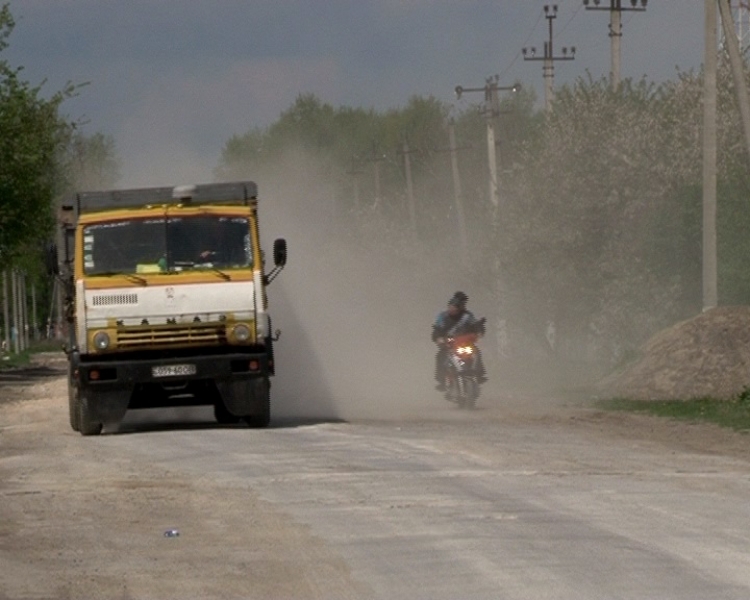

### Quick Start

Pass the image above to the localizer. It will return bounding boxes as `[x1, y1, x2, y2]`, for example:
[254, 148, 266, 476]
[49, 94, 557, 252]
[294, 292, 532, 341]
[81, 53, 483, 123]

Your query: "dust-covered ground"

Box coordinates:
[0, 354, 367, 600]
[3, 350, 750, 599]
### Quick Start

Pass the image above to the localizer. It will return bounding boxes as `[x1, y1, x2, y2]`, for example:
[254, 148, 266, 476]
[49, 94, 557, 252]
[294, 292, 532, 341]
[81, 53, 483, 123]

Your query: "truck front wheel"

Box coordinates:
[68, 381, 80, 432]
[214, 399, 241, 425]
[77, 391, 103, 436]
[243, 379, 270, 428]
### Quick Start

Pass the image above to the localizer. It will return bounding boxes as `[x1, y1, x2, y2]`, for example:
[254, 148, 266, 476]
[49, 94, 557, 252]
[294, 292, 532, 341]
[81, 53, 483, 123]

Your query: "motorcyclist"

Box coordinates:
[432, 291, 487, 391]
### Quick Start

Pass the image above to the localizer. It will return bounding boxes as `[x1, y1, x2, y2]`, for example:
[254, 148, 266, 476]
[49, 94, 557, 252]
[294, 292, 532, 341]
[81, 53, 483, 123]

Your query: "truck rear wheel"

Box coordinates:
[78, 392, 103, 436]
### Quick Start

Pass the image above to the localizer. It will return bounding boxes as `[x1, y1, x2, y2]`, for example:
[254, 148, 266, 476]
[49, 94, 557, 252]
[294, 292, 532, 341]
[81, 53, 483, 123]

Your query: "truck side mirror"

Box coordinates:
[273, 238, 287, 267]
[64, 227, 75, 265]
[45, 243, 59, 275]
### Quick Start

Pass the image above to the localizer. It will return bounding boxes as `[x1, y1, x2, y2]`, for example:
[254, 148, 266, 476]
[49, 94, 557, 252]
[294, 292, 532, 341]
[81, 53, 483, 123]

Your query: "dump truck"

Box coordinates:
[52, 181, 287, 435]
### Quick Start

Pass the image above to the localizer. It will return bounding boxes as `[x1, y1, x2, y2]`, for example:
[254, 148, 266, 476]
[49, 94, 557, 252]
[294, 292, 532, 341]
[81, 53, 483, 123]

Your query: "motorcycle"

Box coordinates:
[441, 318, 485, 409]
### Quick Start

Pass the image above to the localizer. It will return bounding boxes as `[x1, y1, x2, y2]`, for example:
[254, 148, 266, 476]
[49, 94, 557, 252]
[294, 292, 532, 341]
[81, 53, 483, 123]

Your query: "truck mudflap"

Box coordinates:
[79, 388, 132, 426]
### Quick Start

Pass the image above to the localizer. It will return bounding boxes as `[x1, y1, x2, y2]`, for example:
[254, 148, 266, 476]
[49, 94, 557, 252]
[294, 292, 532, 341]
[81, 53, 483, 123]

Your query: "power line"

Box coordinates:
[497, 10, 545, 82]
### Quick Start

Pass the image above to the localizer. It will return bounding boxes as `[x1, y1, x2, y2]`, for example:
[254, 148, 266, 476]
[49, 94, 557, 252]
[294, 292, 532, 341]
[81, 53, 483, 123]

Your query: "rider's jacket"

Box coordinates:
[431, 309, 484, 342]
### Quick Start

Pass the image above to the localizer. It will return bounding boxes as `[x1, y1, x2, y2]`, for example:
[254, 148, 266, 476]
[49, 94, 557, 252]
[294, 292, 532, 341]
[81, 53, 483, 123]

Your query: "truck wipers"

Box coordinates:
[93, 271, 148, 285]
[173, 261, 231, 280]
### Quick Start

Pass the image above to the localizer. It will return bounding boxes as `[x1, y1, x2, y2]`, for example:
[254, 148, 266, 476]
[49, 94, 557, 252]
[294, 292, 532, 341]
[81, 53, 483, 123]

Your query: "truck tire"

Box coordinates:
[68, 382, 80, 432]
[214, 399, 241, 425]
[244, 380, 270, 428]
[78, 392, 103, 436]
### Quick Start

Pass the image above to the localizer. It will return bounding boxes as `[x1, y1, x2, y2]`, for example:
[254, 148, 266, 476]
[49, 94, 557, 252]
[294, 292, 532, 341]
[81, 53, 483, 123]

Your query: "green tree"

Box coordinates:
[0, 4, 76, 266]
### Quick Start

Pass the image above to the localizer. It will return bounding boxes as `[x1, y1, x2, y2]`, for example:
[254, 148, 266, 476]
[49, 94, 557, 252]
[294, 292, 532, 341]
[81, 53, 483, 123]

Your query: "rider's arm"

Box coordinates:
[466, 312, 486, 336]
[432, 314, 447, 343]
[475, 317, 486, 336]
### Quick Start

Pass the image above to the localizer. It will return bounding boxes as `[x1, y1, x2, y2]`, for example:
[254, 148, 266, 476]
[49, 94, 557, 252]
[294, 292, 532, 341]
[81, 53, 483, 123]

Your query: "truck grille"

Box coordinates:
[92, 293, 138, 306]
[117, 323, 227, 349]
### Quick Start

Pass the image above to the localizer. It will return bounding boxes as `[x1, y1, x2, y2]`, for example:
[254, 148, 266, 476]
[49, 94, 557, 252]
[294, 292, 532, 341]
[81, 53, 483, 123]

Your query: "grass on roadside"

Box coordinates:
[596, 389, 750, 432]
[0, 339, 65, 370]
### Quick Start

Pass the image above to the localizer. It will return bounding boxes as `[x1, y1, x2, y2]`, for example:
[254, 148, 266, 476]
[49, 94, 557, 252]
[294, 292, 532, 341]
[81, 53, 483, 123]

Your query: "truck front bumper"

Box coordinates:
[75, 350, 270, 422]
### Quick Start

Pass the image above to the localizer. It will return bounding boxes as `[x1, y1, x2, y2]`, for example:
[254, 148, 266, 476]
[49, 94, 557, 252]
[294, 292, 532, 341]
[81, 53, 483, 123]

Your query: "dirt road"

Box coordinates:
[0, 355, 364, 600]
[3, 354, 750, 599]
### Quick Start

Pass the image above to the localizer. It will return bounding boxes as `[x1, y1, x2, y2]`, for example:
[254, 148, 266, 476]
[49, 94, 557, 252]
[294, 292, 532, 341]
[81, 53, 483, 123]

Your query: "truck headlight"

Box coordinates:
[93, 331, 111, 350]
[232, 324, 250, 342]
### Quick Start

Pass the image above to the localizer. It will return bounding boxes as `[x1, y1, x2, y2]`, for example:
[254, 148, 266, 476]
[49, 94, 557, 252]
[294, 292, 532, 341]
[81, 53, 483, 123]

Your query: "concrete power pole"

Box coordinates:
[583, 0, 648, 89]
[486, 85, 500, 209]
[447, 121, 470, 267]
[717, 0, 750, 170]
[365, 147, 387, 209]
[11, 269, 20, 353]
[704, 0, 718, 311]
[400, 140, 418, 234]
[523, 4, 576, 111]
[1, 270, 8, 350]
[20, 272, 28, 350]
[454, 78, 520, 209]
[346, 158, 364, 213]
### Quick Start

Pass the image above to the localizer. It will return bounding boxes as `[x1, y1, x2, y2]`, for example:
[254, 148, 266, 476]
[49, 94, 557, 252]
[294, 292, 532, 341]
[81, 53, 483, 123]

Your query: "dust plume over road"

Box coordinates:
[247, 150, 487, 422]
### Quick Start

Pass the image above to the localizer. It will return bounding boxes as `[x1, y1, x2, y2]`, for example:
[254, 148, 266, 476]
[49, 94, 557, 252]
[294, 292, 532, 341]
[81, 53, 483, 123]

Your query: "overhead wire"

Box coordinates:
[496, 7, 545, 82]
[556, 0, 584, 37]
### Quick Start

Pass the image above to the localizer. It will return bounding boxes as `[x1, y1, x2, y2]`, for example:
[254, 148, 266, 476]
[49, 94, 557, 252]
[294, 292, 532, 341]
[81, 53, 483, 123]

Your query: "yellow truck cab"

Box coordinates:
[55, 181, 287, 435]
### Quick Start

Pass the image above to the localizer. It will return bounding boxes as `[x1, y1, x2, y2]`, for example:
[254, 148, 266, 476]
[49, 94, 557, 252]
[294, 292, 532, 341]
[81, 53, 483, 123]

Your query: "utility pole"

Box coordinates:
[704, 0, 718, 310]
[447, 120, 470, 266]
[399, 140, 418, 233]
[11, 269, 20, 353]
[454, 79, 520, 362]
[718, 0, 750, 170]
[454, 77, 520, 208]
[583, 0, 648, 89]
[365, 147, 387, 208]
[523, 5, 576, 111]
[726, 1, 750, 51]
[1, 270, 8, 350]
[346, 157, 364, 213]
[31, 281, 37, 341]
[21, 272, 28, 350]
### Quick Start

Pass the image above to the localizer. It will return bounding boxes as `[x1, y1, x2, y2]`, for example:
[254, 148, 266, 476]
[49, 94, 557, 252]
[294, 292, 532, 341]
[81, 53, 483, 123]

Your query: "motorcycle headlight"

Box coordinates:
[457, 346, 473, 355]
[232, 323, 251, 342]
[93, 331, 111, 351]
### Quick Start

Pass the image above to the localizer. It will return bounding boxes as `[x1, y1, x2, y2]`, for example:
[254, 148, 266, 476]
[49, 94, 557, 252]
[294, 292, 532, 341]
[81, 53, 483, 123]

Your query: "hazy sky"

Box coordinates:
[2, 1, 714, 187]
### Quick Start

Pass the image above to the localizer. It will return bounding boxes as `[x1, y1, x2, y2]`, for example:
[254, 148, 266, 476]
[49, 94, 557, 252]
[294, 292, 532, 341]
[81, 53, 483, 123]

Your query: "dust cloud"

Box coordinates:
[250, 150, 499, 423]
[117, 146, 553, 432]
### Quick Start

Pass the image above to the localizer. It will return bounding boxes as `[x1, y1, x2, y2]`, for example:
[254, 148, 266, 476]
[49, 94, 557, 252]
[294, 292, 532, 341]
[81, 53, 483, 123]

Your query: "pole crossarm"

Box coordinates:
[583, 0, 647, 14]
[455, 78, 521, 118]
[522, 4, 577, 63]
[523, 4, 576, 110]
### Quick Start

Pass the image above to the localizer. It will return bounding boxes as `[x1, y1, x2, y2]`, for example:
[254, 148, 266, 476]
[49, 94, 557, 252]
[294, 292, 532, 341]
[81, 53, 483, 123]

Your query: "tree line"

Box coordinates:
[2, 0, 748, 373]
[0, 4, 118, 352]
[215, 59, 750, 374]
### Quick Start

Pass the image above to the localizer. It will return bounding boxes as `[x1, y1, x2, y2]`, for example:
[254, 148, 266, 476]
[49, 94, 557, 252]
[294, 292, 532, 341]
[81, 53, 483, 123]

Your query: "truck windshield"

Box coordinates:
[82, 215, 252, 276]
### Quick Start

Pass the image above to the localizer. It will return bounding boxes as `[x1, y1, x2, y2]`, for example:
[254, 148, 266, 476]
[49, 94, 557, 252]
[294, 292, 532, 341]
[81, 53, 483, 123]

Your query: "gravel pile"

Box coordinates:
[599, 306, 750, 401]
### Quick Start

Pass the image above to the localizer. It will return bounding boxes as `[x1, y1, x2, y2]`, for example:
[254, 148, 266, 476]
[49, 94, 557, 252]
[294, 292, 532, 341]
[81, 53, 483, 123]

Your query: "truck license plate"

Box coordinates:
[152, 364, 197, 378]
